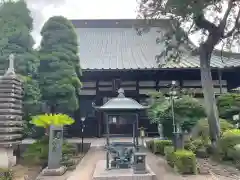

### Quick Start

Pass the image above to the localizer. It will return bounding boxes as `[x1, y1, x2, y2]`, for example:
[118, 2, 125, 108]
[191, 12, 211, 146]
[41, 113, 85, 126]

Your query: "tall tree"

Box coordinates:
[148, 91, 205, 133]
[39, 16, 82, 113]
[0, 1, 41, 121]
[217, 93, 240, 121]
[139, 0, 240, 146]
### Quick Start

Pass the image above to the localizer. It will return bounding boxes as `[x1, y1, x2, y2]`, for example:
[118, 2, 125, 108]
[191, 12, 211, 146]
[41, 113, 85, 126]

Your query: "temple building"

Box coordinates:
[67, 19, 240, 138]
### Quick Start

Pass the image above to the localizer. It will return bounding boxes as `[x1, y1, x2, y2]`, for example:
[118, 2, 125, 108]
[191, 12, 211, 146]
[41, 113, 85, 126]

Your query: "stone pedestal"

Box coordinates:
[0, 148, 16, 168]
[41, 166, 67, 176]
[93, 160, 156, 180]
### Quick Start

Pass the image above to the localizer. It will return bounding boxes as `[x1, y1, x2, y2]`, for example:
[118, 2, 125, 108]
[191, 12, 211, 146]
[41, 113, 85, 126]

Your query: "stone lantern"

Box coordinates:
[0, 54, 23, 168]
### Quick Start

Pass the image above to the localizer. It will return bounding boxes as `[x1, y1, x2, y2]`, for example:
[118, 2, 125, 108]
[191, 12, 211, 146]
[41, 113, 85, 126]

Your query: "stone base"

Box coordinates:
[153, 137, 166, 140]
[93, 160, 156, 180]
[0, 148, 16, 168]
[41, 166, 67, 176]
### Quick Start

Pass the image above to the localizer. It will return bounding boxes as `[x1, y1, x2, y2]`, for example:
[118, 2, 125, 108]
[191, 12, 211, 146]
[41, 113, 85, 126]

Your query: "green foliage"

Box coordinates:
[31, 113, 75, 128]
[23, 136, 76, 166]
[184, 138, 205, 152]
[147, 91, 170, 124]
[39, 16, 82, 113]
[218, 129, 240, 160]
[147, 91, 205, 133]
[153, 140, 172, 155]
[23, 136, 49, 165]
[139, 0, 240, 146]
[0, 168, 13, 180]
[164, 146, 175, 167]
[192, 118, 234, 139]
[217, 93, 240, 121]
[172, 150, 197, 174]
[195, 147, 209, 158]
[0, 1, 41, 126]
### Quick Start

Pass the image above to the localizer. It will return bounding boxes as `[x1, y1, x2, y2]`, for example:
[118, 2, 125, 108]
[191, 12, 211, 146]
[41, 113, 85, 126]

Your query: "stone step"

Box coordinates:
[0, 121, 23, 126]
[0, 89, 22, 94]
[0, 103, 22, 109]
[0, 141, 22, 147]
[0, 98, 22, 104]
[0, 115, 22, 121]
[0, 109, 22, 115]
[0, 127, 23, 133]
[0, 134, 22, 141]
[0, 78, 22, 85]
[0, 84, 22, 91]
[0, 93, 22, 99]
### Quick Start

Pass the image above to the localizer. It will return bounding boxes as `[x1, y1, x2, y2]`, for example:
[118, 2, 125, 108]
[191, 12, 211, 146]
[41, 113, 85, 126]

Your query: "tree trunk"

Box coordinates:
[199, 45, 220, 147]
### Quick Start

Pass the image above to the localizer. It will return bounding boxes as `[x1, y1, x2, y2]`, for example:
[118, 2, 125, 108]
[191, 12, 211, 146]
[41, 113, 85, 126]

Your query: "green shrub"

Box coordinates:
[195, 147, 209, 158]
[172, 150, 197, 174]
[191, 118, 234, 139]
[153, 140, 172, 155]
[218, 129, 240, 160]
[23, 136, 77, 166]
[164, 146, 174, 167]
[184, 138, 205, 153]
[0, 169, 13, 180]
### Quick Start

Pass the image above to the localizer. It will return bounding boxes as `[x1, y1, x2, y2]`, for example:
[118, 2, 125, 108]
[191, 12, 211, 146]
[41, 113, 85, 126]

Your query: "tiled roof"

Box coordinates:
[73, 19, 240, 70]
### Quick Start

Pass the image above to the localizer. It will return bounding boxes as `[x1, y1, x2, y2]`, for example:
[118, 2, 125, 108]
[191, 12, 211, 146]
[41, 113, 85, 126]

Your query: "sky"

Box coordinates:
[26, 0, 138, 48]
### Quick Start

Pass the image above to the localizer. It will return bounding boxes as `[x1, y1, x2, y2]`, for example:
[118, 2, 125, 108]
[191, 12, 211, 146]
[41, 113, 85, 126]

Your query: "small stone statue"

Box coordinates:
[5, 54, 15, 75]
[158, 123, 164, 139]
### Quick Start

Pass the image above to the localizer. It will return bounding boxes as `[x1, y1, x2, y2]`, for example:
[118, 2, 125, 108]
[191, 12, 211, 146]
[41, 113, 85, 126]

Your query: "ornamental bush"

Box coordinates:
[164, 146, 174, 167]
[218, 129, 240, 160]
[191, 118, 234, 139]
[184, 138, 205, 153]
[153, 140, 172, 155]
[172, 150, 197, 174]
[23, 136, 77, 166]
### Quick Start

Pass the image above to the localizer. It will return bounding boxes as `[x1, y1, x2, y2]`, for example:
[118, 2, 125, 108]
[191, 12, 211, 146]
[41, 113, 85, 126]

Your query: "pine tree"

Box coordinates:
[0, 1, 41, 119]
[39, 16, 82, 113]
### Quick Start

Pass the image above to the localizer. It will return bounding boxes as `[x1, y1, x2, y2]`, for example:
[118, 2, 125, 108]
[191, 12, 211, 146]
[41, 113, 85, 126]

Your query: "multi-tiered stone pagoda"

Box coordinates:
[0, 54, 23, 168]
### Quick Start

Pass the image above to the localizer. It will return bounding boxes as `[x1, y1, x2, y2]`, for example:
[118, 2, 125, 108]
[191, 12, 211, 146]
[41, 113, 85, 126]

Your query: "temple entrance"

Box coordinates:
[102, 97, 135, 136]
[103, 115, 134, 136]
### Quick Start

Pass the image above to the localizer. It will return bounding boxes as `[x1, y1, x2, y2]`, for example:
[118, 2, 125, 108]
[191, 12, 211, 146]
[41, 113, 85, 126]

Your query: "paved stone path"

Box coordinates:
[67, 146, 105, 180]
[63, 138, 240, 180]
[146, 150, 239, 180]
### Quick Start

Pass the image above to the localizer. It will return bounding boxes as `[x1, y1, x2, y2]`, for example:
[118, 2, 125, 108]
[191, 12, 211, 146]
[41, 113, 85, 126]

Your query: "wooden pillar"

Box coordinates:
[106, 114, 110, 169]
[136, 114, 139, 151]
[96, 80, 102, 137]
[218, 69, 223, 94]
[136, 80, 140, 102]
[156, 80, 160, 91]
[133, 122, 136, 146]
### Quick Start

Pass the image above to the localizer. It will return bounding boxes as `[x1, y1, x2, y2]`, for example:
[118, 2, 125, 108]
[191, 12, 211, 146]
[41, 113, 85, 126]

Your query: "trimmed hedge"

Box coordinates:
[172, 150, 197, 174]
[164, 146, 174, 167]
[218, 129, 240, 160]
[153, 140, 172, 155]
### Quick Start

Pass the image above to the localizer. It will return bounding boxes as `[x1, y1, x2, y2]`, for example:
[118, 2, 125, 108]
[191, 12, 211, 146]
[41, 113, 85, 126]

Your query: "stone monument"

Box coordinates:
[0, 54, 24, 168]
[158, 123, 164, 139]
[41, 125, 67, 176]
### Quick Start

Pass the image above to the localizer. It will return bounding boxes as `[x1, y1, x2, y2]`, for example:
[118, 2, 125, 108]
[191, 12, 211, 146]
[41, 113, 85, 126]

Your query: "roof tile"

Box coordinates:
[75, 22, 240, 70]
